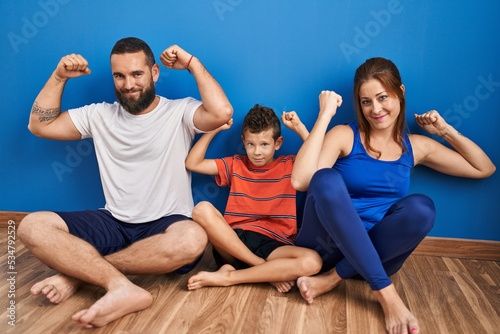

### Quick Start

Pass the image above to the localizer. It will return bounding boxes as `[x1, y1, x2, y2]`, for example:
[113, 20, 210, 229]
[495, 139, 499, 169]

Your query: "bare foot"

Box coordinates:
[72, 283, 152, 328]
[187, 264, 235, 290]
[31, 273, 81, 303]
[373, 284, 420, 334]
[270, 280, 295, 293]
[297, 270, 342, 304]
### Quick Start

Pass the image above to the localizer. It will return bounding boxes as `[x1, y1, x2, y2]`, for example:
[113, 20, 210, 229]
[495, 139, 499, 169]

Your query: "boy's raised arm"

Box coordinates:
[282, 111, 309, 141]
[185, 119, 233, 175]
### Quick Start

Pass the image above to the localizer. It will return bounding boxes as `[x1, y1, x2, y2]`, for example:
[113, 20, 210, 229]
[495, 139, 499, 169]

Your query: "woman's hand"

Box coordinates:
[414, 110, 449, 136]
[319, 90, 343, 120]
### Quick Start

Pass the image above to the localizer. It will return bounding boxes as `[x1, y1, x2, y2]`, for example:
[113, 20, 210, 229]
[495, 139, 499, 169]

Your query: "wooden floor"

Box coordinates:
[1, 228, 499, 334]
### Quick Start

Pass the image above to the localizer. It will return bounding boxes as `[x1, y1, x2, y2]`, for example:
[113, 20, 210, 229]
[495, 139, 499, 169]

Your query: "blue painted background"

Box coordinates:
[1, 0, 499, 241]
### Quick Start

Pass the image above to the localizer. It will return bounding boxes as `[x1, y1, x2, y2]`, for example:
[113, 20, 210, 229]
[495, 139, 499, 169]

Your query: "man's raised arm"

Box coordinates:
[160, 45, 233, 132]
[29, 54, 91, 140]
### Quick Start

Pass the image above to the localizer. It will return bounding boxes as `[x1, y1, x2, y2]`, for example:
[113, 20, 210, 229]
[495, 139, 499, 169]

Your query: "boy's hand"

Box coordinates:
[212, 118, 233, 133]
[282, 111, 309, 141]
[281, 111, 302, 131]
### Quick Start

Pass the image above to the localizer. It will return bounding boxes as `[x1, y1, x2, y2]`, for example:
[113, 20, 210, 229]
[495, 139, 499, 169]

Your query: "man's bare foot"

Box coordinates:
[72, 283, 152, 328]
[297, 269, 342, 304]
[187, 264, 235, 290]
[31, 273, 81, 303]
[270, 280, 295, 293]
[372, 284, 420, 334]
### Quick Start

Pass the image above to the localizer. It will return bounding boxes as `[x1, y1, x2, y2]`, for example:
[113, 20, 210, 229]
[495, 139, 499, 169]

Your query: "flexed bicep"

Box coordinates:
[29, 54, 90, 140]
[29, 109, 81, 140]
[411, 134, 495, 179]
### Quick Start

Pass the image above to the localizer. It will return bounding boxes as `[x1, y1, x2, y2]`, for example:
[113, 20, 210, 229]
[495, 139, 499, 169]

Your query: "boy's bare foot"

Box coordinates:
[372, 284, 420, 334]
[72, 283, 152, 328]
[187, 264, 235, 290]
[270, 280, 295, 293]
[297, 269, 342, 304]
[31, 273, 81, 303]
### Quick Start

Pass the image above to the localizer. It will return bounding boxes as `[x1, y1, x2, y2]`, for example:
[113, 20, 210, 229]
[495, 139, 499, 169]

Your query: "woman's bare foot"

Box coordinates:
[297, 269, 342, 304]
[187, 264, 235, 290]
[31, 273, 81, 303]
[372, 284, 420, 334]
[72, 282, 152, 328]
[270, 280, 295, 293]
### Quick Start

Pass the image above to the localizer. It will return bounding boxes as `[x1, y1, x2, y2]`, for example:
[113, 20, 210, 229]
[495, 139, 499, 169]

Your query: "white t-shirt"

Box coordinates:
[68, 96, 203, 223]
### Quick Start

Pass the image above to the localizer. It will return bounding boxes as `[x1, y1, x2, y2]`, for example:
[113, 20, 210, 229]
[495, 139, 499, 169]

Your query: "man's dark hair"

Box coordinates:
[242, 104, 281, 140]
[111, 37, 155, 67]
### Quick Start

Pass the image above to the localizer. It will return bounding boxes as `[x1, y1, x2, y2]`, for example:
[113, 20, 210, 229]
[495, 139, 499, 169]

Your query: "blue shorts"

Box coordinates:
[213, 229, 286, 270]
[55, 209, 200, 274]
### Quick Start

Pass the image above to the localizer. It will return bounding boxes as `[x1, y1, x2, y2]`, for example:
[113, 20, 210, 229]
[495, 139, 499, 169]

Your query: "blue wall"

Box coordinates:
[1, 0, 499, 241]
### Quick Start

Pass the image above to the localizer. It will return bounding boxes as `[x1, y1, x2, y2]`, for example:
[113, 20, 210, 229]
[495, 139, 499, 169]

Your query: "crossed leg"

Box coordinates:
[188, 201, 322, 292]
[188, 245, 321, 292]
[295, 169, 434, 333]
[191, 201, 265, 267]
[19, 211, 207, 328]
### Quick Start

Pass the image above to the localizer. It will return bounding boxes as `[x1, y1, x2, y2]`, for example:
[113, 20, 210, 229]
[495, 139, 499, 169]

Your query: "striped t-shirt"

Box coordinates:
[215, 154, 297, 244]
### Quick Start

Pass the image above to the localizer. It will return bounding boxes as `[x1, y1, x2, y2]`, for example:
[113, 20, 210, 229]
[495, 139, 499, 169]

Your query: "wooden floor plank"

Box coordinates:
[303, 285, 348, 334]
[452, 270, 497, 333]
[404, 256, 463, 333]
[345, 279, 385, 334]
[1, 229, 499, 334]
[256, 294, 289, 333]
[418, 257, 459, 332]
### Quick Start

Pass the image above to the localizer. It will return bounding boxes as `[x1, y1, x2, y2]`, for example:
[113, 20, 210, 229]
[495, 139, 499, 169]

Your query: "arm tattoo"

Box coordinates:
[31, 102, 61, 122]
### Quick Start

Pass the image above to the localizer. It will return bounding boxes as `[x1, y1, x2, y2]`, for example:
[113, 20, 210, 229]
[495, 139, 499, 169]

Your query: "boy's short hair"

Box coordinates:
[242, 104, 281, 140]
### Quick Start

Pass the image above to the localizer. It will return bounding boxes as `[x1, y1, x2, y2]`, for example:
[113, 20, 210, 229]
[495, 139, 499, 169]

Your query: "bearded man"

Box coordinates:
[18, 37, 233, 328]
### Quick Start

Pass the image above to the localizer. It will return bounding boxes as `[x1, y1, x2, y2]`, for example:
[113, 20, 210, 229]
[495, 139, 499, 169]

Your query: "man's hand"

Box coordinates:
[160, 45, 193, 70]
[54, 54, 91, 81]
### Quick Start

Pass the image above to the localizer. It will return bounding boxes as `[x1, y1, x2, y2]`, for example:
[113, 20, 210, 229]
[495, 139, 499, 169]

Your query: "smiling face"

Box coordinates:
[358, 79, 404, 132]
[242, 128, 283, 167]
[111, 51, 159, 115]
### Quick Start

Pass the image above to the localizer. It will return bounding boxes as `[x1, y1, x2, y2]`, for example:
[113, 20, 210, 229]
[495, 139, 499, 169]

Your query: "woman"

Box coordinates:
[291, 57, 495, 334]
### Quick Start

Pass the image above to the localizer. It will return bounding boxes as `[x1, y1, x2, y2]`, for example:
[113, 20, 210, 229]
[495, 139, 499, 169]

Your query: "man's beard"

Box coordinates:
[115, 82, 156, 115]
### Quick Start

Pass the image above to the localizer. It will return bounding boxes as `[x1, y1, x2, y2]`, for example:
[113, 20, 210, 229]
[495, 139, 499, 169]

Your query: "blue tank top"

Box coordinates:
[333, 122, 414, 230]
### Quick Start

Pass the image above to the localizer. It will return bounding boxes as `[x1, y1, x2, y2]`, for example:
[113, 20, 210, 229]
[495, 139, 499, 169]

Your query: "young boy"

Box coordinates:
[185, 104, 322, 293]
